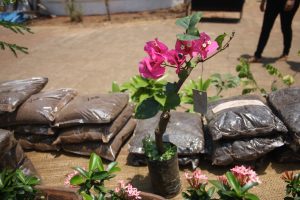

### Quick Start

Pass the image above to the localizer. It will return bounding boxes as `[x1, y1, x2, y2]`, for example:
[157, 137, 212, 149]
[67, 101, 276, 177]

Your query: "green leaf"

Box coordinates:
[154, 93, 166, 106]
[215, 33, 227, 49]
[89, 153, 102, 172]
[15, 170, 26, 184]
[80, 192, 94, 200]
[209, 180, 225, 191]
[70, 175, 85, 185]
[241, 182, 258, 193]
[135, 97, 160, 119]
[175, 15, 191, 29]
[132, 75, 149, 88]
[201, 78, 211, 91]
[111, 81, 120, 92]
[244, 193, 260, 200]
[73, 167, 89, 178]
[188, 12, 202, 30]
[226, 171, 241, 195]
[177, 33, 199, 41]
[106, 162, 120, 173]
[91, 171, 109, 181]
[178, 68, 189, 80]
[207, 187, 215, 197]
[282, 75, 295, 86]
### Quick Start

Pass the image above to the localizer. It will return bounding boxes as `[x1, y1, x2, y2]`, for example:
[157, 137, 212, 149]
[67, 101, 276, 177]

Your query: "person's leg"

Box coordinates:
[280, 0, 300, 57]
[254, 0, 280, 58]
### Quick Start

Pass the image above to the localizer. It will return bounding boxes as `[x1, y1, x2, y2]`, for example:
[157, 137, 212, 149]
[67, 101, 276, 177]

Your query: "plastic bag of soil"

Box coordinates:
[267, 87, 300, 148]
[0, 88, 78, 127]
[271, 146, 300, 163]
[211, 136, 284, 166]
[0, 77, 48, 112]
[54, 104, 134, 145]
[10, 125, 56, 136]
[62, 118, 136, 161]
[206, 95, 287, 141]
[129, 111, 205, 156]
[54, 93, 129, 128]
[14, 134, 59, 151]
[0, 130, 38, 177]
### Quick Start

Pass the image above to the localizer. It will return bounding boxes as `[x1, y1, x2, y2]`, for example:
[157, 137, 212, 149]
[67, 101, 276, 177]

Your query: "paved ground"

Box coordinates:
[1, 0, 300, 199]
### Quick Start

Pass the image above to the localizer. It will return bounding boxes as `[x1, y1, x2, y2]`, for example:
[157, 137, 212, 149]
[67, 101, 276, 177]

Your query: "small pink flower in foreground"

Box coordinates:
[175, 40, 199, 57]
[139, 57, 165, 79]
[144, 38, 168, 61]
[218, 175, 228, 186]
[166, 50, 186, 74]
[230, 165, 261, 186]
[64, 170, 79, 187]
[185, 169, 208, 189]
[114, 180, 141, 200]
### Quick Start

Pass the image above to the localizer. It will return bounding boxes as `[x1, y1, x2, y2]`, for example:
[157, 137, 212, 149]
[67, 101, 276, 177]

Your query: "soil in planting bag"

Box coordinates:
[0, 129, 17, 157]
[0, 77, 48, 112]
[11, 125, 56, 136]
[14, 134, 59, 151]
[129, 111, 204, 156]
[54, 104, 134, 144]
[54, 93, 129, 128]
[206, 95, 287, 141]
[211, 136, 284, 166]
[0, 88, 78, 127]
[62, 118, 136, 161]
[267, 87, 300, 148]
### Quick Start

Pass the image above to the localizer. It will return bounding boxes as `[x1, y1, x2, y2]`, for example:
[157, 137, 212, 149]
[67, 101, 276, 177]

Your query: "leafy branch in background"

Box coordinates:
[0, 20, 33, 57]
[236, 59, 294, 96]
[65, 0, 83, 22]
[281, 171, 300, 200]
[0, 168, 40, 200]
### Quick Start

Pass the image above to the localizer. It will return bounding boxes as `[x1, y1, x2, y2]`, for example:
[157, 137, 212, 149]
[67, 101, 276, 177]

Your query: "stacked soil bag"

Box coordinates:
[128, 111, 205, 168]
[206, 95, 288, 166]
[0, 88, 78, 151]
[267, 87, 300, 162]
[0, 129, 38, 176]
[53, 93, 136, 161]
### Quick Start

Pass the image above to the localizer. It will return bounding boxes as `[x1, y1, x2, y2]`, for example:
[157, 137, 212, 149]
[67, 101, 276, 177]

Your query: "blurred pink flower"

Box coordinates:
[114, 180, 141, 200]
[166, 50, 186, 74]
[144, 38, 168, 61]
[139, 57, 165, 79]
[175, 40, 198, 57]
[185, 169, 208, 189]
[230, 165, 261, 186]
[64, 170, 79, 187]
[218, 175, 228, 186]
[196, 32, 219, 60]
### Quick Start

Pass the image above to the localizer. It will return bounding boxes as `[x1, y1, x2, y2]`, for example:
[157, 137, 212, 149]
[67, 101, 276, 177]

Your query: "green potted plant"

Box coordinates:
[133, 12, 233, 198]
[281, 171, 300, 200]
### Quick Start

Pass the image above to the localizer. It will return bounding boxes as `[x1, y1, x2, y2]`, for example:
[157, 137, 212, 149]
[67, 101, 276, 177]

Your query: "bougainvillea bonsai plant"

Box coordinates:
[210, 165, 261, 200]
[133, 12, 233, 197]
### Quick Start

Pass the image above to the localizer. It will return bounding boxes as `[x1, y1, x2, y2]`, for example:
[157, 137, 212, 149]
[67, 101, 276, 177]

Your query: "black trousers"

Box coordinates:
[255, 0, 299, 58]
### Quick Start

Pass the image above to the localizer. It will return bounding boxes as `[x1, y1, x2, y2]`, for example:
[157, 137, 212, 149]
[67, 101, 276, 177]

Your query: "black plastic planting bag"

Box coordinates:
[272, 146, 300, 163]
[14, 134, 59, 151]
[268, 87, 300, 148]
[0, 129, 38, 176]
[206, 95, 287, 141]
[54, 104, 134, 144]
[129, 111, 204, 156]
[54, 93, 129, 128]
[0, 88, 78, 127]
[62, 118, 136, 161]
[11, 125, 56, 136]
[0, 77, 48, 112]
[212, 136, 284, 166]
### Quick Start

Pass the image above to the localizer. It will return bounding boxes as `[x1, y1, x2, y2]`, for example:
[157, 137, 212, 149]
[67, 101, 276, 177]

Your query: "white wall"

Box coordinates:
[41, 0, 184, 16]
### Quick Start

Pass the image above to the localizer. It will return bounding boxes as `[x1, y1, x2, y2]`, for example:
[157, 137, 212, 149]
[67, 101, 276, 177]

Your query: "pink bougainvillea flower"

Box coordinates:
[144, 38, 168, 61]
[175, 39, 199, 57]
[185, 169, 208, 189]
[166, 49, 186, 74]
[114, 180, 142, 200]
[139, 57, 165, 79]
[230, 165, 261, 186]
[196, 32, 219, 60]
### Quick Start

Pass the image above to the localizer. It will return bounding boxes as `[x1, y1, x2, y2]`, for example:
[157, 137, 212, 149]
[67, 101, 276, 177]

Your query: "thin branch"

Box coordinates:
[0, 21, 33, 34]
[0, 41, 29, 57]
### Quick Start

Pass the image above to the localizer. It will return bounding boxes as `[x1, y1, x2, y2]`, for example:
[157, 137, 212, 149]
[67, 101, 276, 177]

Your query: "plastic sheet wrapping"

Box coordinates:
[272, 146, 300, 163]
[0, 88, 78, 127]
[206, 95, 287, 141]
[0, 129, 17, 157]
[54, 93, 129, 128]
[11, 125, 56, 135]
[62, 118, 136, 161]
[267, 87, 300, 149]
[54, 104, 134, 144]
[14, 134, 59, 151]
[129, 111, 204, 156]
[0, 77, 48, 112]
[211, 136, 284, 166]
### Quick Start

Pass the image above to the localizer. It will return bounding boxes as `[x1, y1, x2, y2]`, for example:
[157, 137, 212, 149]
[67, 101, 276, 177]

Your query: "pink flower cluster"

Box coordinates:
[139, 33, 219, 79]
[64, 170, 79, 187]
[114, 180, 142, 200]
[219, 165, 261, 187]
[185, 169, 208, 189]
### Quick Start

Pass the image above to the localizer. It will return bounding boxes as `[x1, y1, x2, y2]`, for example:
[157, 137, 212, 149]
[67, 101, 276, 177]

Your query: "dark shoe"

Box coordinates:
[248, 56, 262, 63]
